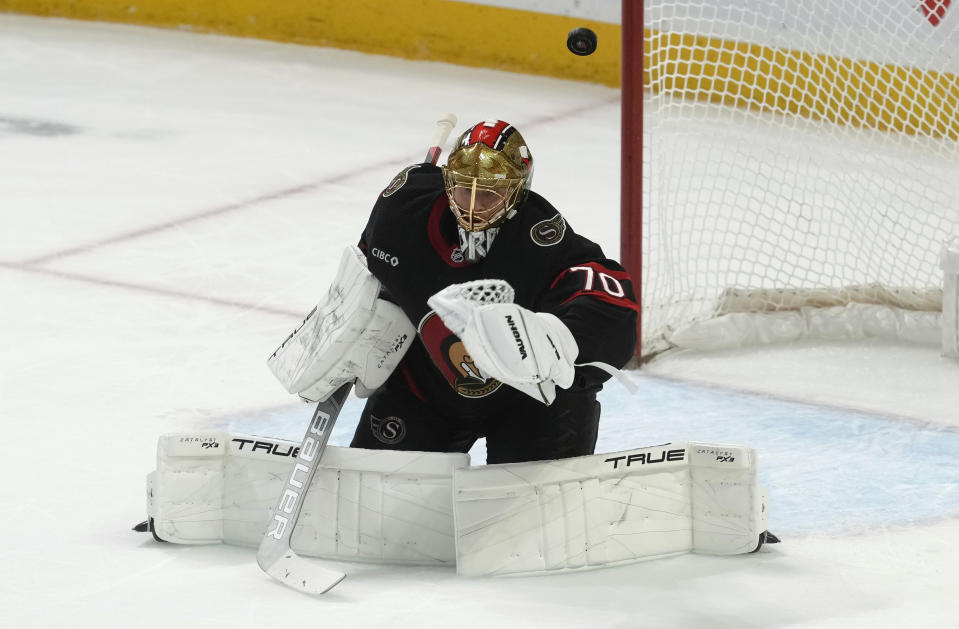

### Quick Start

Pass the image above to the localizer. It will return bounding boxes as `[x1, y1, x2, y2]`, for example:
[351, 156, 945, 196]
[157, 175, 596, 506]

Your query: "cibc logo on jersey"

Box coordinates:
[418, 311, 502, 398]
[371, 247, 400, 267]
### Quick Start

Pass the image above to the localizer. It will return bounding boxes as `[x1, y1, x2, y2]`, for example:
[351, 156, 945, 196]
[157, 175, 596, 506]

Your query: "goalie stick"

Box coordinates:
[424, 113, 458, 165]
[255, 113, 458, 595]
[256, 382, 351, 594]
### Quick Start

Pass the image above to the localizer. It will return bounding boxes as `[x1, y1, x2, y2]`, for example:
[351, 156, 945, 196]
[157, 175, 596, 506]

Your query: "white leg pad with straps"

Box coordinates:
[144, 435, 768, 573]
[146, 432, 469, 565]
[452, 442, 768, 577]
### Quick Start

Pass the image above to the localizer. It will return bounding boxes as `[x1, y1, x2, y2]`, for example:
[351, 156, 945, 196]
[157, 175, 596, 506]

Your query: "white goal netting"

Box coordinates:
[641, 0, 959, 357]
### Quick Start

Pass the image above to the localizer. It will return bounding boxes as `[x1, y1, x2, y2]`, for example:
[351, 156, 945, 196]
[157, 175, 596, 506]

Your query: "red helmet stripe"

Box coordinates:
[465, 120, 515, 150]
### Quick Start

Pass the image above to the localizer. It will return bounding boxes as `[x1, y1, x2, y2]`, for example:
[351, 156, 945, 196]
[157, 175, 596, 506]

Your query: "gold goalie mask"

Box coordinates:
[442, 120, 534, 238]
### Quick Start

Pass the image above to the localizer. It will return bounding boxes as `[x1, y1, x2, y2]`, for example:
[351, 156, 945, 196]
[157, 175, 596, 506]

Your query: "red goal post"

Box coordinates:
[621, 0, 645, 361]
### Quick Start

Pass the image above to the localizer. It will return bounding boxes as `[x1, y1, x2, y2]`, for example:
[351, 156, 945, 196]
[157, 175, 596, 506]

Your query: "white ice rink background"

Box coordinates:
[2, 14, 958, 628]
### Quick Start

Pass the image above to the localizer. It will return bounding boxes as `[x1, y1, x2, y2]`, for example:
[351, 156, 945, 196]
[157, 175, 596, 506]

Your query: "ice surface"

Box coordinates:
[1, 14, 957, 628]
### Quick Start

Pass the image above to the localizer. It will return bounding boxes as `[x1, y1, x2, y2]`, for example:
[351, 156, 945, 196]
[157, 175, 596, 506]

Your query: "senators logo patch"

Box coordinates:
[418, 312, 502, 398]
[530, 213, 567, 247]
[382, 164, 419, 198]
[370, 414, 407, 445]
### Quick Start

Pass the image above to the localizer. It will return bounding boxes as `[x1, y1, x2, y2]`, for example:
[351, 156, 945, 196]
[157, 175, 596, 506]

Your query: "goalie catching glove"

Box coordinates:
[428, 280, 578, 405]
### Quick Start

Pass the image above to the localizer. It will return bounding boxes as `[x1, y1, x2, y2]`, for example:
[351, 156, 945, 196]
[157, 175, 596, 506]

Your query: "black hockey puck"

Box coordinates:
[567, 27, 598, 56]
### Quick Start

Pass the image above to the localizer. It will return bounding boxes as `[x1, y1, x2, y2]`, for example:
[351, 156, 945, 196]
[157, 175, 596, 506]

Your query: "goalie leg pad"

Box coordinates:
[147, 432, 469, 565]
[452, 441, 767, 577]
[145, 434, 767, 572]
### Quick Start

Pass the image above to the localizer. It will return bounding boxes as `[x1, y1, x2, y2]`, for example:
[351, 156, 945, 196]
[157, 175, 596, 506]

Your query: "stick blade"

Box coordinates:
[258, 551, 346, 595]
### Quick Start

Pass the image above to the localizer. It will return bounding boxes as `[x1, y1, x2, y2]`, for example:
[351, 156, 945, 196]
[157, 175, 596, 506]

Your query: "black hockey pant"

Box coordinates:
[349, 386, 601, 464]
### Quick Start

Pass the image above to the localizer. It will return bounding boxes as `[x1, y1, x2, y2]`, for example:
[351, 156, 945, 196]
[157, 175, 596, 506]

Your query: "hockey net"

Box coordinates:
[633, 0, 959, 359]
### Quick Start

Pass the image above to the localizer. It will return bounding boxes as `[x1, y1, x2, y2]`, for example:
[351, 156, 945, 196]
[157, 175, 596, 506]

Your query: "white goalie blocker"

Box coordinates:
[144, 435, 770, 573]
[267, 245, 415, 402]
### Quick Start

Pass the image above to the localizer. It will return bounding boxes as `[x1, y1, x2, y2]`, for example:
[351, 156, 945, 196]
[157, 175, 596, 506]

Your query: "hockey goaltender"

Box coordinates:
[137, 117, 777, 594]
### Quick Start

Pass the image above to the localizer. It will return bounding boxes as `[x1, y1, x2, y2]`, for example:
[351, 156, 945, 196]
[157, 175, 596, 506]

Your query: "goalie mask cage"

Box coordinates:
[622, 0, 959, 360]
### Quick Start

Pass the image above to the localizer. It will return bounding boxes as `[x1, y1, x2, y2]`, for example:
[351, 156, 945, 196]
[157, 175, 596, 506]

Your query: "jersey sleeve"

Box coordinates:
[539, 259, 639, 390]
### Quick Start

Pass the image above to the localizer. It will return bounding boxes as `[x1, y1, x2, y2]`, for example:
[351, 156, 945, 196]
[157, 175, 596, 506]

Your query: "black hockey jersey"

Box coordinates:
[359, 163, 637, 417]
